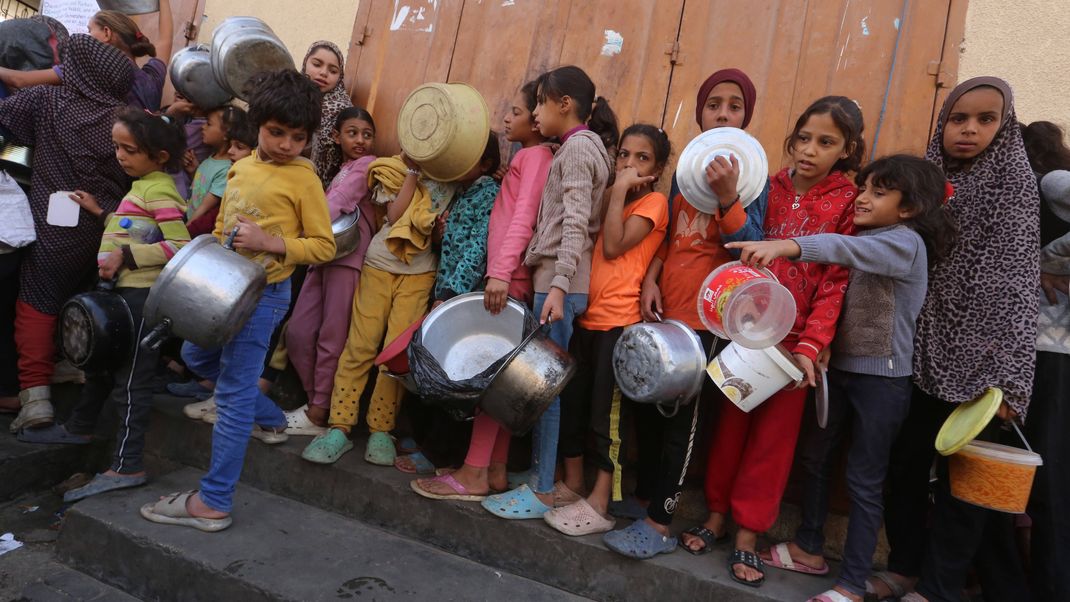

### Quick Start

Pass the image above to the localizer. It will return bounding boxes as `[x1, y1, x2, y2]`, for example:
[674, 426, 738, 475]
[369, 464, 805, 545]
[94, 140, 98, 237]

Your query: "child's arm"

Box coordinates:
[793, 218, 855, 365]
[0, 67, 61, 90]
[727, 227, 922, 279]
[187, 192, 220, 224]
[602, 168, 657, 259]
[719, 178, 769, 250]
[386, 154, 421, 224]
[123, 186, 191, 270]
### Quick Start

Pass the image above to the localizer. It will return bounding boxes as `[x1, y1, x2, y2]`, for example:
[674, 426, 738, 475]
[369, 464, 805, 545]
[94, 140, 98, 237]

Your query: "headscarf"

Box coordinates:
[914, 76, 1040, 417]
[695, 68, 757, 129]
[302, 40, 352, 188]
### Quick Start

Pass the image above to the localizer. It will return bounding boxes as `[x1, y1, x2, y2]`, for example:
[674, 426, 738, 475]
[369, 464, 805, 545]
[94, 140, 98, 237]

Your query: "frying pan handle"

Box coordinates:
[140, 318, 172, 351]
[222, 225, 240, 251]
[96, 277, 117, 292]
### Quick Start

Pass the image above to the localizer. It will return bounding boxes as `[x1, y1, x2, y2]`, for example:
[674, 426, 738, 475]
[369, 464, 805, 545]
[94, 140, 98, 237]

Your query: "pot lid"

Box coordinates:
[675, 127, 768, 214]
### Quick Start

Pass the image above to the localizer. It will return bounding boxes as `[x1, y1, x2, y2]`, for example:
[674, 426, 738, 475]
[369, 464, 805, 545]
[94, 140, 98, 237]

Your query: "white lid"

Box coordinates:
[762, 345, 803, 382]
[961, 440, 1043, 466]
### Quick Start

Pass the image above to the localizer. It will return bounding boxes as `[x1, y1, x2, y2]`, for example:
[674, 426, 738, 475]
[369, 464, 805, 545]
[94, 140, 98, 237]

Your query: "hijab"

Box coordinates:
[302, 40, 353, 188]
[695, 68, 757, 129]
[914, 76, 1040, 416]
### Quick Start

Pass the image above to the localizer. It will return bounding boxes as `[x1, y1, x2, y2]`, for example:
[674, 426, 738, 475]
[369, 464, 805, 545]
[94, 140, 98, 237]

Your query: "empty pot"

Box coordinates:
[210, 17, 293, 99]
[170, 44, 232, 109]
[397, 83, 490, 182]
[613, 318, 707, 416]
[481, 324, 576, 435]
[331, 209, 362, 259]
[96, 0, 159, 15]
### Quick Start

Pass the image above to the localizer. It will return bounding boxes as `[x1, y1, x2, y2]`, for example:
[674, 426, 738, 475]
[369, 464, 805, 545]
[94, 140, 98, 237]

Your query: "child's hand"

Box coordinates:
[431, 299, 444, 310]
[815, 346, 832, 372]
[183, 149, 200, 177]
[725, 240, 800, 269]
[540, 287, 565, 325]
[432, 211, 449, 244]
[232, 215, 283, 254]
[793, 353, 816, 388]
[640, 280, 663, 322]
[484, 277, 510, 315]
[1040, 272, 1069, 306]
[705, 154, 740, 208]
[166, 98, 194, 118]
[69, 190, 103, 217]
[492, 164, 508, 182]
[996, 401, 1019, 422]
[98, 248, 124, 280]
[613, 166, 656, 194]
[401, 152, 420, 173]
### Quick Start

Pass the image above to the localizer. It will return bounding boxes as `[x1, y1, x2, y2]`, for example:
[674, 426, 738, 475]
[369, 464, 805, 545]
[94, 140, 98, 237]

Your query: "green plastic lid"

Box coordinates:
[935, 387, 1002, 456]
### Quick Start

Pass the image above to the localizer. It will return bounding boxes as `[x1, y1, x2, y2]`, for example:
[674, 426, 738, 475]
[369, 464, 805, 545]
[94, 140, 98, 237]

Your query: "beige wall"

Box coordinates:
[199, 0, 359, 69]
[959, 0, 1069, 131]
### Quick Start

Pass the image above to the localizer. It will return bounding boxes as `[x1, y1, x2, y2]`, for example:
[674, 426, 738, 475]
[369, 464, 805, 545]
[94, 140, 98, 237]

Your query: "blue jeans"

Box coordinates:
[181, 281, 290, 513]
[794, 369, 911, 596]
[529, 291, 587, 494]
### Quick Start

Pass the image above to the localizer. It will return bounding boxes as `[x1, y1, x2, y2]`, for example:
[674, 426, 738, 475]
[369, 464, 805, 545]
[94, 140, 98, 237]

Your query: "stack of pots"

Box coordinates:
[210, 17, 294, 100]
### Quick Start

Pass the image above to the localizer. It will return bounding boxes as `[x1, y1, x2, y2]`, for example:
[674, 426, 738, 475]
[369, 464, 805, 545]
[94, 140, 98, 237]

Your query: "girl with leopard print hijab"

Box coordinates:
[302, 40, 353, 188]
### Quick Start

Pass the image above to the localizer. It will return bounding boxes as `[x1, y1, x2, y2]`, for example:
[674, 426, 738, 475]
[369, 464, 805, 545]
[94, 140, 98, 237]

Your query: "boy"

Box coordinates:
[140, 70, 335, 532]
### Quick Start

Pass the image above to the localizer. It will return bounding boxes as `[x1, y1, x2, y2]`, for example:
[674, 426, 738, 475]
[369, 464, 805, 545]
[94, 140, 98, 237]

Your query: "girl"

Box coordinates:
[540, 125, 668, 539]
[184, 106, 239, 236]
[408, 80, 552, 496]
[696, 96, 865, 588]
[226, 109, 258, 162]
[284, 108, 377, 435]
[21, 110, 190, 505]
[0, 2, 174, 111]
[878, 78, 1039, 602]
[1, 35, 135, 434]
[302, 41, 353, 188]
[481, 66, 617, 518]
[727, 155, 954, 602]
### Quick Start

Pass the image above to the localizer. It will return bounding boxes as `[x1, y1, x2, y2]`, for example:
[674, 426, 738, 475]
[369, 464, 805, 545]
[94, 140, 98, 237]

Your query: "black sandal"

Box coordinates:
[678, 526, 726, 555]
[727, 549, 765, 587]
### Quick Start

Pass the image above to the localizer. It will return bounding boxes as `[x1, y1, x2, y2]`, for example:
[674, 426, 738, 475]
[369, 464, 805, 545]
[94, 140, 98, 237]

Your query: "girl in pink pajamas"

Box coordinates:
[285, 107, 378, 435]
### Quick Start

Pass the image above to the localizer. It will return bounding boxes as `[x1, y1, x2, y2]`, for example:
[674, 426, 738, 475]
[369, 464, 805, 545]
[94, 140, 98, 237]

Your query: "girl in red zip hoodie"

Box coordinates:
[698, 96, 865, 588]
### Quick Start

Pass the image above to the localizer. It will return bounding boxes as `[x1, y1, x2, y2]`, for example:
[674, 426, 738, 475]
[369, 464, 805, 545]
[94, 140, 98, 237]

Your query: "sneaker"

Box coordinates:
[166, 380, 214, 400]
[251, 425, 288, 445]
[182, 396, 216, 420]
[284, 405, 327, 437]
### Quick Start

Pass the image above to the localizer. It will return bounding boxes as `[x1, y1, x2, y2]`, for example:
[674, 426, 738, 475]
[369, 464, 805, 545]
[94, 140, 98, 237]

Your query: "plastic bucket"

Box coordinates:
[697, 261, 796, 348]
[397, 83, 490, 182]
[706, 342, 802, 412]
[948, 440, 1042, 513]
[374, 317, 425, 374]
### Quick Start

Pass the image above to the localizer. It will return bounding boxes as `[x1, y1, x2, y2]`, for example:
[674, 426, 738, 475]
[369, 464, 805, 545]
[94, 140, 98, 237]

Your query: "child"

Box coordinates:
[539, 124, 668, 539]
[876, 78, 1038, 602]
[183, 106, 233, 236]
[481, 66, 617, 518]
[284, 107, 378, 435]
[698, 96, 865, 588]
[727, 155, 954, 602]
[139, 69, 335, 532]
[21, 110, 190, 503]
[226, 111, 257, 163]
[302, 40, 352, 188]
[407, 80, 552, 495]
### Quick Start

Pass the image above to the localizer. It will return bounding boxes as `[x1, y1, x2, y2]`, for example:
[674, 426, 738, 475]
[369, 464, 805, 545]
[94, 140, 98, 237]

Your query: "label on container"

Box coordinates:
[699, 266, 769, 333]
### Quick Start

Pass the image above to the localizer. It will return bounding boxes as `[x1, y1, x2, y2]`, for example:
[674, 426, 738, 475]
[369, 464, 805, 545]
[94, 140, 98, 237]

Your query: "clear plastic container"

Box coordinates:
[697, 261, 796, 349]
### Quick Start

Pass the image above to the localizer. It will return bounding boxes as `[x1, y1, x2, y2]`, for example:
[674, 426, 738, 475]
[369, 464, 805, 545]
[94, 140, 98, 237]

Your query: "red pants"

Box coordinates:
[15, 300, 57, 390]
[704, 386, 808, 532]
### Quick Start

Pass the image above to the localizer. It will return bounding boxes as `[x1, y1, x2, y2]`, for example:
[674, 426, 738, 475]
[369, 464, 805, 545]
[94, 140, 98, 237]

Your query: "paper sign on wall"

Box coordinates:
[40, 0, 99, 36]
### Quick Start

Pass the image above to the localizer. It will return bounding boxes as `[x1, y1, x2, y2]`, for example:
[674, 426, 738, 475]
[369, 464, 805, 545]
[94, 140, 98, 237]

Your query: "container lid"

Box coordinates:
[815, 367, 828, 428]
[935, 387, 1002, 456]
[763, 345, 804, 382]
[959, 440, 1043, 466]
[675, 127, 769, 214]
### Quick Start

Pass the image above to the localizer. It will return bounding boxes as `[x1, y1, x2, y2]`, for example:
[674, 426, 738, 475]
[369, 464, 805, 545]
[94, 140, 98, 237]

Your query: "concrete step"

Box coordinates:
[0, 415, 89, 502]
[56, 467, 586, 602]
[143, 398, 837, 601]
[5, 547, 141, 602]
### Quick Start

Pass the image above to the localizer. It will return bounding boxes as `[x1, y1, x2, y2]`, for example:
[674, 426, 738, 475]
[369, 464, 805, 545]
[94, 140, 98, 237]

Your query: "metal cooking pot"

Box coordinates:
[419, 293, 527, 381]
[0, 142, 32, 187]
[58, 280, 134, 370]
[481, 322, 576, 435]
[170, 44, 232, 109]
[612, 318, 707, 417]
[140, 231, 266, 350]
[210, 17, 293, 99]
[95, 0, 159, 15]
[331, 209, 362, 259]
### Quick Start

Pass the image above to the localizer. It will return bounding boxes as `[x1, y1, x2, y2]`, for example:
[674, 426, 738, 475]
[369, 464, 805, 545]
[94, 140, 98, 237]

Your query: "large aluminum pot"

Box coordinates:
[419, 293, 527, 381]
[612, 318, 707, 416]
[96, 0, 159, 15]
[0, 141, 32, 187]
[331, 209, 362, 259]
[481, 324, 576, 435]
[170, 44, 232, 109]
[397, 83, 490, 182]
[141, 233, 266, 350]
[210, 17, 293, 99]
[58, 281, 134, 371]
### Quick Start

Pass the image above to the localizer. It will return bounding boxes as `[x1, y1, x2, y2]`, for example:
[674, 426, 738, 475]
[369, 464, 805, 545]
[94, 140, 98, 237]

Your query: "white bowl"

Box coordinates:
[675, 127, 769, 214]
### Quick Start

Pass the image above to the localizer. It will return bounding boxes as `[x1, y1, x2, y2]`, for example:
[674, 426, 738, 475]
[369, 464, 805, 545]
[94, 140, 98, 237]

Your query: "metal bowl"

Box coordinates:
[210, 17, 293, 99]
[419, 292, 527, 381]
[331, 209, 362, 259]
[170, 45, 232, 109]
[96, 0, 159, 15]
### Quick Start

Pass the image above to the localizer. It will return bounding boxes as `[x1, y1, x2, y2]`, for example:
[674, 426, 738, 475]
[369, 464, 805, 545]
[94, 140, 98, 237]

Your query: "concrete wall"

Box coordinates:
[199, 0, 359, 68]
[958, 0, 1069, 131]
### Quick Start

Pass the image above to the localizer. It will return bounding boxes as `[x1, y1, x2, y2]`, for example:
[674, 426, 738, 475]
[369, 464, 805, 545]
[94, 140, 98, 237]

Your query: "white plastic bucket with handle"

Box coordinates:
[706, 342, 803, 412]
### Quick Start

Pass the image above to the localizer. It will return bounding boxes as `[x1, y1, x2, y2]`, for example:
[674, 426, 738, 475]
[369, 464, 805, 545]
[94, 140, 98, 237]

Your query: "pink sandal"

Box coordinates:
[761, 542, 830, 575]
[410, 473, 487, 502]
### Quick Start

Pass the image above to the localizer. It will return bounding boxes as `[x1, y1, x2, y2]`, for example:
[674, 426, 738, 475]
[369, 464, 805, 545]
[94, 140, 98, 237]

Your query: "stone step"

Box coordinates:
[4, 546, 140, 602]
[0, 415, 88, 501]
[142, 397, 838, 601]
[56, 467, 587, 601]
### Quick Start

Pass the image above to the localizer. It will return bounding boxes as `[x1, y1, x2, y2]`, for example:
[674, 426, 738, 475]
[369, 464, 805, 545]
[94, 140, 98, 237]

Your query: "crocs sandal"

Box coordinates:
[865, 571, 909, 602]
[16, 424, 91, 445]
[301, 429, 353, 465]
[608, 495, 648, 520]
[397, 436, 420, 455]
[552, 481, 583, 507]
[395, 451, 436, 475]
[410, 473, 487, 502]
[603, 520, 677, 559]
[482, 485, 552, 520]
[63, 473, 148, 503]
[183, 397, 216, 420]
[506, 470, 531, 490]
[283, 405, 327, 437]
[761, 542, 830, 575]
[544, 499, 616, 536]
[364, 432, 397, 466]
[810, 590, 856, 602]
[139, 490, 231, 532]
[728, 549, 766, 588]
[678, 526, 727, 555]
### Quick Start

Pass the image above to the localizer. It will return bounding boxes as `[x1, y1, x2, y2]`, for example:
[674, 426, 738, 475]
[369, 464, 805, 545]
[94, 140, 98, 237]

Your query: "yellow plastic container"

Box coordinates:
[396, 83, 490, 182]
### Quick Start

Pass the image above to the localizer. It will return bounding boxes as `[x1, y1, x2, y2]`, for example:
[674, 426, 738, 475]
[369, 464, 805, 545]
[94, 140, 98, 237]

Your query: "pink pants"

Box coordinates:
[286, 265, 360, 410]
[464, 412, 510, 468]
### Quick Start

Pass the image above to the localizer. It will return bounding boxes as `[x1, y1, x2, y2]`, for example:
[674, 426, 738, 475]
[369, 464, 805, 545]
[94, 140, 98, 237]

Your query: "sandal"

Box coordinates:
[410, 473, 487, 501]
[139, 490, 232, 532]
[543, 499, 616, 536]
[677, 525, 726, 555]
[395, 451, 436, 475]
[283, 405, 326, 437]
[364, 432, 397, 466]
[865, 571, 909, 602]
[481, 484, 551, 520]
[728, 549, 765, 588]
[552, 481, 582, 507]
[301, 429, 353, 465]
[63, 473, 148, 503]
[761, 542, 830, 575]
[603, 520, 677, 559]
[16, 424, 91, 445]
[811, 590, 857, 602]
[607, 495, 647, 520]
[397, 436, 420, 455]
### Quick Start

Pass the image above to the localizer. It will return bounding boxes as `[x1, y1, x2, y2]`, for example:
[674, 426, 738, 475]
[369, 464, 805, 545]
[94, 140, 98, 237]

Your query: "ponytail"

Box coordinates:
[92, 10, 156, 58]
[589, 95, 619, 152]
[537, 66, 619, 152]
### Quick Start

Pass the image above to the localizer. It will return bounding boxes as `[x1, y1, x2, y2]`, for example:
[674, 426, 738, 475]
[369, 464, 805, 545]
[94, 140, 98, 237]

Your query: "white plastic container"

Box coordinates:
[697, 261, 797, 349]
[706, 343, 803, 412]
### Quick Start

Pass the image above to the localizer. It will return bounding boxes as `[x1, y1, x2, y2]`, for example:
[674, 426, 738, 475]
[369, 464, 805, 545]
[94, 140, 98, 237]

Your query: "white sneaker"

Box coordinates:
[183, 396, 216, 420]
[251, 425, 288, 445]
[284, 405, 327, 437]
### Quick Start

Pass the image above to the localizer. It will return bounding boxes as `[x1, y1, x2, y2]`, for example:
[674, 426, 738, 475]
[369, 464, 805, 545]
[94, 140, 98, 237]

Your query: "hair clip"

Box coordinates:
[135, 31, 144, 40]
[159, 115, 172, 124]
[943, 181, 955, 204]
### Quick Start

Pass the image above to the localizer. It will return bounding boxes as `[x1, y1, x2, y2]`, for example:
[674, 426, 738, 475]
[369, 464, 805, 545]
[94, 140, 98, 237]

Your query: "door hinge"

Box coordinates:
[927, 60, 954, 88]
[354, 26, 372, 46]
[664, 40, 684, 65]
[182, 20, 198, 41]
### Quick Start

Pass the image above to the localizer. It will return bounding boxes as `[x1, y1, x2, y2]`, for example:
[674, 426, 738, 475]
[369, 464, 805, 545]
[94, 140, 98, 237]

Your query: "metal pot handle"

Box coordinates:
[222, 225, 240, 251]
[140, 317, 173, 351]
[656, 396, 682, 418]
[96, 278, 117, 292]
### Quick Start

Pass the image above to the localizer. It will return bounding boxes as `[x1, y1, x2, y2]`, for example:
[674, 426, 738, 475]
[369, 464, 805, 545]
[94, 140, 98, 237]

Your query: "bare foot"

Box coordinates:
[186, 492, 228, 519]
[732, 529, 763, 584]
[487, 463, 507, 492]
[680, 512, 727, 553]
